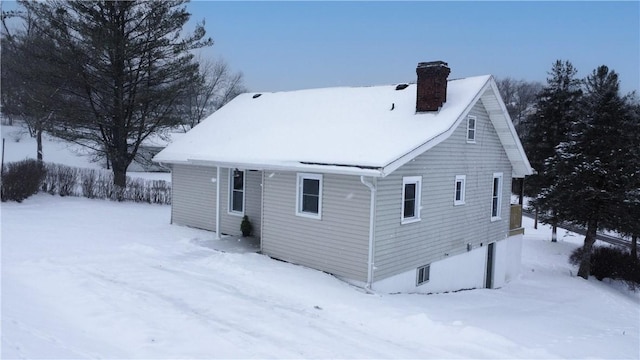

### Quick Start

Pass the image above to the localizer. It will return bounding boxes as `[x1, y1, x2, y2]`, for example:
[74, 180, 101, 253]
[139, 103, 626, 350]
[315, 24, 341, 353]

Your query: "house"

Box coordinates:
[128, 132, 184, 172]
[153, 61, 532, 293]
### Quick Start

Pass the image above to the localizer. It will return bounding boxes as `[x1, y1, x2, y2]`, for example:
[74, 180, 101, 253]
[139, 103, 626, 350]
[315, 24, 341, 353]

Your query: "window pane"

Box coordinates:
[493, 178, 500, 196]
[492, 197, 499, 217]
[468, 129, 475, 139]
[233, 191, 243, 212]
[455, 181, 462, 201]
[404, 183, 416, 199]
[469, 118, 475, 128]
[403, 183, 417, 218]
[303, 178, 319, 195]
[233, 171, 244, 190]
[404, 198, 415, 218]
[302, 194, 319, 213]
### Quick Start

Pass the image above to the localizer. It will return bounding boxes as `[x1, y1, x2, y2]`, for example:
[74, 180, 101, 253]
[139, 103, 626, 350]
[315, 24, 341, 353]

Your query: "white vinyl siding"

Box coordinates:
[296, 173, 323, 219]
[401, 176, 422, 224]
[262, 172, 370, 281]
[491, 173, 503, 221]
[467, 115, 477, 143]
[170, 164, 217, 232]
[170, 166, 263, 238]
[454, 175, 466, 205]
[228, 169, 245, 215]
[373, 100, 511, 282]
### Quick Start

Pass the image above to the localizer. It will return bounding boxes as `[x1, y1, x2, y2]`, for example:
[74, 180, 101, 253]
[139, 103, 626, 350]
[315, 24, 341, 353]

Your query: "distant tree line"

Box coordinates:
[500, 61, 639, 280]
[1, 0, 245, 194]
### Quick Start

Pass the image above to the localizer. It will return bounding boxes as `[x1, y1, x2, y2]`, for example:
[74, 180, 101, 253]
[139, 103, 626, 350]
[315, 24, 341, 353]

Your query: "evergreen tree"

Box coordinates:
[607, 97, 640, 261]
[19, 0, 212, 192]
[551, 65, 635, 279]
[523, 60, 582, 241]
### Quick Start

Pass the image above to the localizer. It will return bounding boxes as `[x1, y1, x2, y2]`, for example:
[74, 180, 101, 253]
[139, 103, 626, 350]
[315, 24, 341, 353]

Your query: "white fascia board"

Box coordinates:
[486, 78, 533, 177]
[186, 159, 385, 177]
[381, 78, 490, 177]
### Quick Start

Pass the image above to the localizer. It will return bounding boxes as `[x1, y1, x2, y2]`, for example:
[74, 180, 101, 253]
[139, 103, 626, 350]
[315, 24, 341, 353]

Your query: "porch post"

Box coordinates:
[216, 166, 221, 240]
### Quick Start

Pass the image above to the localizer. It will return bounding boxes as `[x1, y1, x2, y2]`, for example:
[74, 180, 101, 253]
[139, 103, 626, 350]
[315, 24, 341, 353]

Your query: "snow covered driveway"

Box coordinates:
[2, 195, 638, 358]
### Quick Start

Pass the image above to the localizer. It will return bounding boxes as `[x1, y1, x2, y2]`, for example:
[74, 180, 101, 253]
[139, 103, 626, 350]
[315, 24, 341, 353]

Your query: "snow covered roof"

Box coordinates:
[154, 75, 532, 177]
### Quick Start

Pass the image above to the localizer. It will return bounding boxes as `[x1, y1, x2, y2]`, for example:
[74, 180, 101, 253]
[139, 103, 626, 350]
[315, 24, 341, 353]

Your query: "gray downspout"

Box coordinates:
[360, 176, 376, 290]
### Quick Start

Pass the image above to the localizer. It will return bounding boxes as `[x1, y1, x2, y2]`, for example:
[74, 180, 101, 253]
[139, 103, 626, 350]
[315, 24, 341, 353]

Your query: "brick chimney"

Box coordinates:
[416, 61, 451, 112]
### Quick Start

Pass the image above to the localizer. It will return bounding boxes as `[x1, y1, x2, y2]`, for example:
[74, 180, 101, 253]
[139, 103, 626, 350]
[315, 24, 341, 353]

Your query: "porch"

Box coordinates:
[509, 204, 525, 236]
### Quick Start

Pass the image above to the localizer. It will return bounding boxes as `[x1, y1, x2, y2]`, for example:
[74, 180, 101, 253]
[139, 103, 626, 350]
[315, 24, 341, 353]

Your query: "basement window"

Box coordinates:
[417, 264, 430, 285]
[467, 115, 477, 143]
[296, 173, 323, 219]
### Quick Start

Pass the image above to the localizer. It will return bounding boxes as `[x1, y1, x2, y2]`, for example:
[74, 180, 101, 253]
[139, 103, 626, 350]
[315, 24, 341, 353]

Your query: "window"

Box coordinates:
[401, 176, 422, 224]
[229, 169, 245, 215]
[296, 173, 323, 219]
[417, 264, 430, 285]
[491, 173, 503, 220]
[467, 115, 477, 143]
[454, 175, 466, 205]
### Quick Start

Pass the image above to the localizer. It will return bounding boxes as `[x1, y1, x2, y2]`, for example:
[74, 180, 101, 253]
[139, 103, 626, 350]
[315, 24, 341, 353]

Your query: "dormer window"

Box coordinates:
[467, 115, 477, 143]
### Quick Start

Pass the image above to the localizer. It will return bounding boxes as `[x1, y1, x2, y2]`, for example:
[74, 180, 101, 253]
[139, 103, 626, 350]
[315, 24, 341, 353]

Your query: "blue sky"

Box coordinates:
[4, 1, 639, 93]
[187, 1, 639, 94]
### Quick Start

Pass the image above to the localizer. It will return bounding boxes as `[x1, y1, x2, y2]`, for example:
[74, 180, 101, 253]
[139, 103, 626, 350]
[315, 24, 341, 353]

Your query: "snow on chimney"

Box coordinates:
[416, 61, 451, 112]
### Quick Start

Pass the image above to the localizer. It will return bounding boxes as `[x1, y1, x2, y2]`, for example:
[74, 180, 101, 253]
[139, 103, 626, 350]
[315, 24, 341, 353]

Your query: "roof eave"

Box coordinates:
[185, 158, 385, 177]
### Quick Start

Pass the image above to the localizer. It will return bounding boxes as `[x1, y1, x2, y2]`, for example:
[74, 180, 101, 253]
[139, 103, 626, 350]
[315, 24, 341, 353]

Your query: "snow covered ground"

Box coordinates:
[0, 124, 171, 181]
[1, 195, 638, 359]
[1, 122, 638, 358]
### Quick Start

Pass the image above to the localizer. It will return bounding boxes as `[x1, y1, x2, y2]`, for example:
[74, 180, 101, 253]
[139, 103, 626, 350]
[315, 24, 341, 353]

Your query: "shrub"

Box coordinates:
[569, 246, 640, 288]
[3, 161, 171, 205]
[241, 215, 253, 237]
[56, 165, 77, 196]
[81, 169, 97, 198]
[1, 159, 47, 202]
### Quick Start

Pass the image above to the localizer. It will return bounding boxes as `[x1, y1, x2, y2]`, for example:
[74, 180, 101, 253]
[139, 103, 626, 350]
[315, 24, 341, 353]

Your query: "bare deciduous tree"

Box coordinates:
[180, 57, 246, 131]
[496, 77, 543, 135]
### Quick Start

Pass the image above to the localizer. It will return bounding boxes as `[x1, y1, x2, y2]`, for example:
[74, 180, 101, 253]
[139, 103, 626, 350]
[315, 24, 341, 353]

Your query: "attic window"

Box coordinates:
[252, 94, 262, 99]
[395, 84, 409, 91]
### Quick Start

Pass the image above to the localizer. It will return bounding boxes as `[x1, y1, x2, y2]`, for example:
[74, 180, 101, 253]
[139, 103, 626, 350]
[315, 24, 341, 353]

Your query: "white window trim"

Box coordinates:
[467, 115, 477, 143]
[416, 264, 430, 286]
[454, 175, 466, 206]
[401, 176, 422, 224]
[296, 173, 323, 220]
[228, 169, 245, 216]
[491, 172, 503, 221]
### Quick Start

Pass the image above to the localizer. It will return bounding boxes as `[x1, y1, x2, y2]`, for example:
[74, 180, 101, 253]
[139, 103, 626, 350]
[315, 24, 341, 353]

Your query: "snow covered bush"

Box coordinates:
[1, 159, 47, 202]
[570, 246, 640, 289]
[1, 161, 171, 204]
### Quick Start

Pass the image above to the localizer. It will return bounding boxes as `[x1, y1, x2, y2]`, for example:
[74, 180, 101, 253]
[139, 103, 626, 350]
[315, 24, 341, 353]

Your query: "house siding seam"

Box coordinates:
[262, 172, 371, 281]
[372, 100, 512, 282]
[220, 168, 263, 238]
[170, 164, 217, 232]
